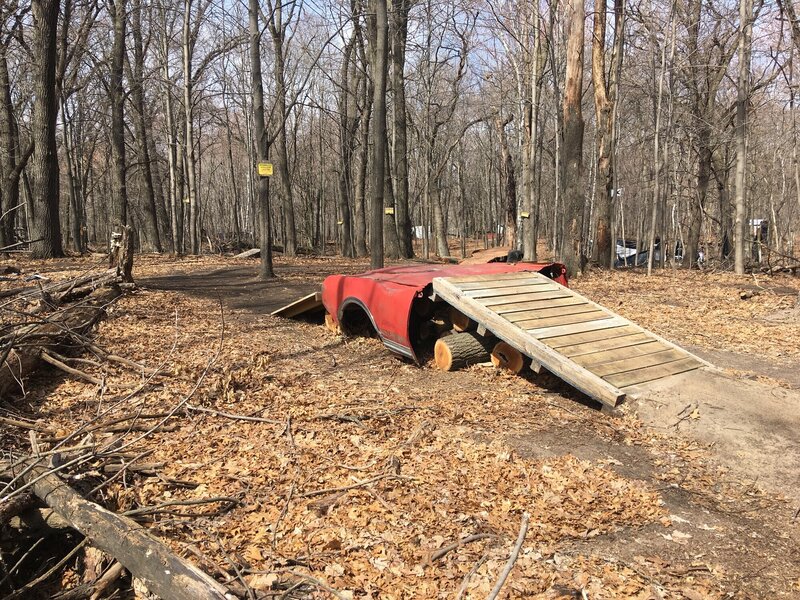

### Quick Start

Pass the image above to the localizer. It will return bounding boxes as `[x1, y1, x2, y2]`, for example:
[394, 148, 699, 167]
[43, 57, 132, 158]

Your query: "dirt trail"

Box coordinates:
[627, 369, 800, 500]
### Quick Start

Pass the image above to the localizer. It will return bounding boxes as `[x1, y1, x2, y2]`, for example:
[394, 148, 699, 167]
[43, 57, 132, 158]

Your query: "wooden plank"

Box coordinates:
[481, 290, 573, 307]
[456, 278, 552, 291]
[511, 309, 609, 329]
[270, 292, 323, 318]
[433, 277, 625, 407]
[560, 333, 654, 358]
[444, 272, 543, 284]
[495, 296, 587, 314]
[536, 275, 717, 370]
[572, 340, 667, 367]
[604, 357, 701, 388]
[543, 325, 641, 349]
[587, 348, 685, 377]
[528, 317, 628, 339]
[502, 304, 596, 322]
[466, 284, 561, 299]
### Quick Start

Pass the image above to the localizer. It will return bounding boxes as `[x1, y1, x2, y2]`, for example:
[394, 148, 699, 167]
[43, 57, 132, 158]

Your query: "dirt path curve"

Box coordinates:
[141, 263, 329, 314]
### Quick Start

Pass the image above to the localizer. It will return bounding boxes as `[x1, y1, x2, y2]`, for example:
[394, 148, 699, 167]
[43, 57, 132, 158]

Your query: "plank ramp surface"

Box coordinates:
[271, 292, 323, 318]
[433, 272, 707, 407]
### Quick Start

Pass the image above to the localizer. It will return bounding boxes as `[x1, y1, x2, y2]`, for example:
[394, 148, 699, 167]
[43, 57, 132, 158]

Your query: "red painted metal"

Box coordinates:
[321, 262, 568, 361]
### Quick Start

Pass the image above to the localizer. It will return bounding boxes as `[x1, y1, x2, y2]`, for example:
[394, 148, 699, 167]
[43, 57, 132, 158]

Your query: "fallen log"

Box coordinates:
[0, 269, 119, 302]
[434, 332, 498, 371]
[12, 461, 237, 600]
[0, 285, 122, 397]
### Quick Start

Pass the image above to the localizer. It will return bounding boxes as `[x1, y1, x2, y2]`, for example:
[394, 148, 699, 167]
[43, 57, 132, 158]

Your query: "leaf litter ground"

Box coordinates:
[5, 255, 800, 599]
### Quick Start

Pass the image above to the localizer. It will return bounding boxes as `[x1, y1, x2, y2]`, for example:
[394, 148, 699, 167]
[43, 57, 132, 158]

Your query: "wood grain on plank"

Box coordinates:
[514, 310, 611, 331]
[588, 348, 686, 377]
[456, 278, 551, 291]
[498, 304, 597, 323]
[572, 340, 668, 367]
[605, 358, 701, 388]
[543, 325, 641, 349]
[444, 272, 543, 284]
[528, 317, 628, 339]
[465, 284, 561, 299]
[481, 290, 573, 307]
[494, 297, 587, 315]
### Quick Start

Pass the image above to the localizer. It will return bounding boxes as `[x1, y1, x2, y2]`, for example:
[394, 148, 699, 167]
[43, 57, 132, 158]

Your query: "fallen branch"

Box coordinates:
[123, 496, 242, 518]
[11, 460, 237, 600]
[299, 474, 411, 499]
[186, 404, 282, 424]
[486, 512, 529, 600]
[0, 285, 122, 397]
[430, 533, 497, 562]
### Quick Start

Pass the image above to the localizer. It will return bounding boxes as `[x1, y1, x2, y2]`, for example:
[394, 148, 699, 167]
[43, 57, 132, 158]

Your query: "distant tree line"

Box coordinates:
[2, 0, 800, 276]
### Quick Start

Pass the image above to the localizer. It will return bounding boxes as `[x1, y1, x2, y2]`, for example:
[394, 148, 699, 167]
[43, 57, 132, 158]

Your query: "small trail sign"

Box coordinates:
[257, 162, 273, 177]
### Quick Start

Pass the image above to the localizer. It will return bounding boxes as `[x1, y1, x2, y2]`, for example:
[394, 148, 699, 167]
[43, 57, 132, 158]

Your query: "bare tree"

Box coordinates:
[734, 0, 753, 274]
[561, 0, 586, 276]
[249, 0, 274, 278]
[591, 0, 624, 268]
[29, 0, 64, 258]
[369, 0, 389, 269]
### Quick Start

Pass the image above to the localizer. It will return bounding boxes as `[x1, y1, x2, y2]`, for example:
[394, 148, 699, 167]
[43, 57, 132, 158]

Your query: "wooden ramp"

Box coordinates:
[271, 292, 323, 318]
[433, 272, 709, 407]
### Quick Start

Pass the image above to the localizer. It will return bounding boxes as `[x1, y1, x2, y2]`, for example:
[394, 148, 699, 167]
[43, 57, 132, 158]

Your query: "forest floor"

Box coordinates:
[2, 253, 799, 599]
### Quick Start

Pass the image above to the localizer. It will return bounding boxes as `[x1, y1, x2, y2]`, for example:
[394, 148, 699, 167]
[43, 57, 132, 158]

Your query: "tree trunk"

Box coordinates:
[131, 0, 162, 252]
[337, 27, 357, 258]
[250, 0, 274, 278]
[734, 0, 753, 274]
[29, 0, 64, 258]
[390, 0, 413, 257]
[591, 0, 623, 269]
[494, 115, 517, 248]
[561, 0, 585, 277]
[183, 0, 200, 254]
[0, 45, 20, 248]
[369, 0, 389, 270]
[109, 0, 128, 231]
[269, 8, 297, 257]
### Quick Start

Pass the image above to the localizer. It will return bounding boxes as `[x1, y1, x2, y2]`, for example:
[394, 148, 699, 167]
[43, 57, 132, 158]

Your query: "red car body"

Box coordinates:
[322, 262, 568, 361]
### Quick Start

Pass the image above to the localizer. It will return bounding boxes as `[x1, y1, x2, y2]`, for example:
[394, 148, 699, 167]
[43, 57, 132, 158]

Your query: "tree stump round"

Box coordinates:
[490, 341, 528, 374]
[434, 332, 496, 371]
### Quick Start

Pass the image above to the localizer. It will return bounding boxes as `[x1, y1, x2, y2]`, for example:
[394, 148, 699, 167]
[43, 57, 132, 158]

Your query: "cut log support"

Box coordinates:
[449, 306, 476, 332]
[434, 332, 497, 371]
[491, 341, 531, 374]
[13, 462, 236, 600]
[324, 312, 340, 334]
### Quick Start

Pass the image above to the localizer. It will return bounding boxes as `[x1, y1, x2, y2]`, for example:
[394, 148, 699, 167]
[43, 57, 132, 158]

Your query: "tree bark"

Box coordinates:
[591, 0, 623, 269]
[390, 0, 413, 257]
[337, 25, 357, 258]
[131, 0, 162, 252]
[734, 0, 753, 274]
[12, 462, 235, 600]
[183, 0, 200, 254]
[109, 0, 128, 231]
[494, 115, 517, 248]
[561, 0, 586, 277]
[250, 0, 274, 278]
[30, 0, 64, 258]
[268, 2, 297, 257]
[369, 0, 389, 269]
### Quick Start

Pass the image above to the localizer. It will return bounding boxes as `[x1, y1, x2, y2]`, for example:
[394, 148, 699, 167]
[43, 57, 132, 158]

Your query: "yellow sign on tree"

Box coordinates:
[257, 162, 273, 177]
